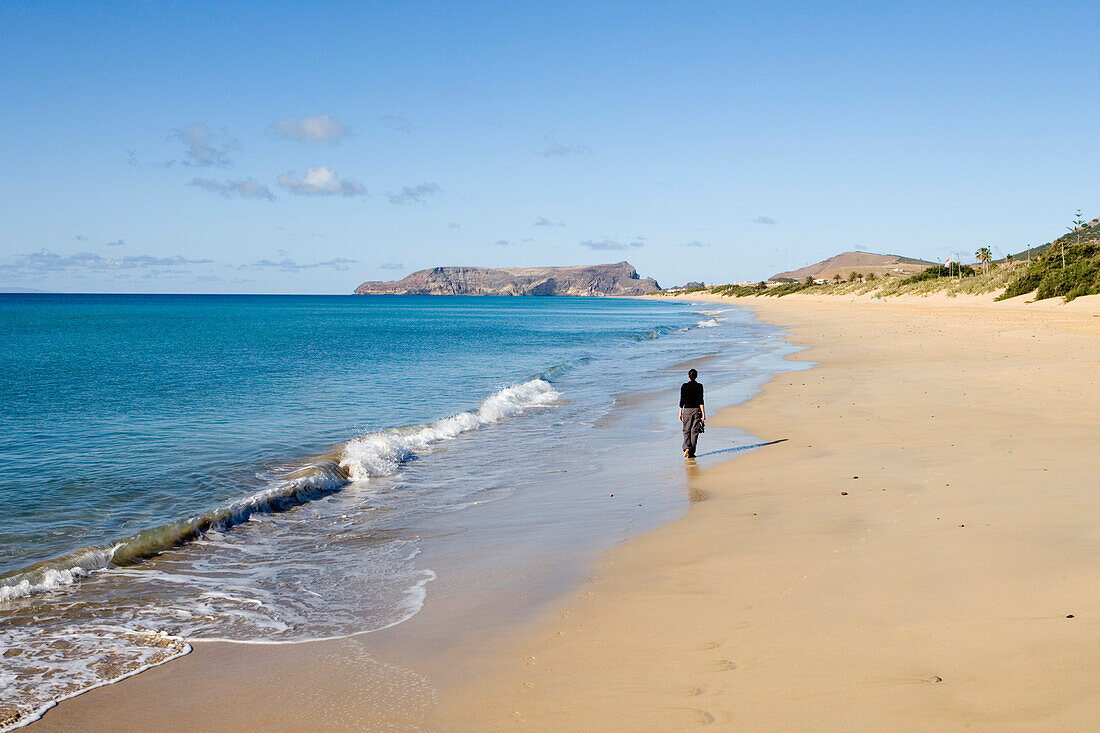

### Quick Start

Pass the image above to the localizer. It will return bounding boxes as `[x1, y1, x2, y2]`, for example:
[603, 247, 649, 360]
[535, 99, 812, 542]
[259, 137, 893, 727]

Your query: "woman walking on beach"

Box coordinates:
[680, 368, 705, 458]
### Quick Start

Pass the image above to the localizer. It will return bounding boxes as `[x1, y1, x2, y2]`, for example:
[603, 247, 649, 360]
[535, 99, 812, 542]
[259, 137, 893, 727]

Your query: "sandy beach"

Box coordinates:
[8, 3, 1099, 730]
[24, 292, 1100, 731]
[440, 292, 1100, 730]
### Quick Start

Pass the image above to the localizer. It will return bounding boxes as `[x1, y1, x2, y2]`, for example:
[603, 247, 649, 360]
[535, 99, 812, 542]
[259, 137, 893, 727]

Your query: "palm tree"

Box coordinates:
[832, 273, 842, 283]
[975, 246, 993, 275]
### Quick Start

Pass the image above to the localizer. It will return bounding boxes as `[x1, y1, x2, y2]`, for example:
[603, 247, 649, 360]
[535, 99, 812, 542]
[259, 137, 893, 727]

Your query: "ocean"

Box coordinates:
[0, 294, 798, 729]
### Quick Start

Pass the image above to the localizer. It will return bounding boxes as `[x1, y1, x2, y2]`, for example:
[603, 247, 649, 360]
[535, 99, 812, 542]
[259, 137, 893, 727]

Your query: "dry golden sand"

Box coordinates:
[440, 292, 1100, 731]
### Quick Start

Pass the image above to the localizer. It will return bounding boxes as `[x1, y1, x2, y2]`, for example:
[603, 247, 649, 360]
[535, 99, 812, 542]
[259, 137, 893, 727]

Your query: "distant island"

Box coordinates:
[354, 261, 661, 296]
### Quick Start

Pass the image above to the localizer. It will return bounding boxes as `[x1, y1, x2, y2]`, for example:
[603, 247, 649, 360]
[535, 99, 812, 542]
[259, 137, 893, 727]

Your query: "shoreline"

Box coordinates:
[19, 301, 792, 732]
[19, 292, 1100, 730]
[440, 292, 1100, 729]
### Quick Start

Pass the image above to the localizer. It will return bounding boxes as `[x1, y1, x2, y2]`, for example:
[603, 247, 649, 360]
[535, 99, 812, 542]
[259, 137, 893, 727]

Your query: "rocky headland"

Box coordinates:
[353, 261, 661, 296]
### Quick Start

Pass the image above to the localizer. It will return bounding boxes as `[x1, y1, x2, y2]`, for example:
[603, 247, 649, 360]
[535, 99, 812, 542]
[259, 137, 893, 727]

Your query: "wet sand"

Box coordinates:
[26, 292, 1100, 731]
[441, 292, 1100, 730]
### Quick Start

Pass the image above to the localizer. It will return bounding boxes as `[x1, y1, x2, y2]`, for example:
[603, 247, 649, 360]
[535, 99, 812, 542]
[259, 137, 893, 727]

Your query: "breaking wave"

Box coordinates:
[0, 379, 559, 604]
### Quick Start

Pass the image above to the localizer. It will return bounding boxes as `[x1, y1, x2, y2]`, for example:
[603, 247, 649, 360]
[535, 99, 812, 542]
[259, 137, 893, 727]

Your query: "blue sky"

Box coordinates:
[2, 0, 1098, 293]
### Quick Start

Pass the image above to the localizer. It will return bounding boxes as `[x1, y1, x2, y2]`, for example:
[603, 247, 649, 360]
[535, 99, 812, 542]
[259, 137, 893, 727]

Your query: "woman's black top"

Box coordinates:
[680, 381, 704, 408]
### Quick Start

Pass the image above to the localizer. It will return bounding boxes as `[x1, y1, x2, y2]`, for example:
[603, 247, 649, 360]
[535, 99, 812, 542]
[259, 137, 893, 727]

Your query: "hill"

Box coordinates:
[771, 251, 936, 282]
[1002, 216, 1100, 263]
[353, 261, 661, 296]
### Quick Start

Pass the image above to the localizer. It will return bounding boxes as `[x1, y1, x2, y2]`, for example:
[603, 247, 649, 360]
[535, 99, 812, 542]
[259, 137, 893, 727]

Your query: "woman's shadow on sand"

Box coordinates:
[692, 438, 788, 459]
[684, 439, 788, 502]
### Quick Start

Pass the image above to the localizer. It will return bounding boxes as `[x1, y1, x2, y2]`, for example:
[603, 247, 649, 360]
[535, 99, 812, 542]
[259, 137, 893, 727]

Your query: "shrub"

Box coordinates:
[760, 283, 807, 297]
[902, 264, 976, 284]
[998, 240, 1100, 302]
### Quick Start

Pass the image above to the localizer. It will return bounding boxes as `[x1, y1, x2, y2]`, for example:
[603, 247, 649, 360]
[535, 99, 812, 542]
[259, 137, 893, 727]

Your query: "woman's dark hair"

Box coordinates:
[688, 369, 698, 381]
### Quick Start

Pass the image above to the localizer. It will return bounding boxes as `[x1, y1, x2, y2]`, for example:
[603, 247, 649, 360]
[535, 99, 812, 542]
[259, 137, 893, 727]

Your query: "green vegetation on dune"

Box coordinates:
[999, 242, 1100, 301]
[657, 262, 1025, 300]
[758, 283, 806, 297]
[902, 264, 977, 283]
[708, 284, 764, 297]
[999, 217, 1100, 301]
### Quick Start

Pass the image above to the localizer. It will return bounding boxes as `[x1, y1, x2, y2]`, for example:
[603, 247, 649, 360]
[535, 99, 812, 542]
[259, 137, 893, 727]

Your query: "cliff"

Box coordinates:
[353, 261, 661, 296]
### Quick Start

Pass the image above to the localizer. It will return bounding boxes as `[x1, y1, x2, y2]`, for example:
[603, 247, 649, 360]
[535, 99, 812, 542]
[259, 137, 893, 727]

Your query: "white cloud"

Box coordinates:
[542, 135, 592, 158]
[534, 216, 565, 227]
[0, 250, 212, 277]
[580, 238, 643, 250]
[241, 257, 358, 272]
[753, 216, 777, 225]
[681, 240, 709, 248]
[387, 182, 441, 205]
[105, 239, 126, 247]
[277, 166, 367, 197]
[494, 239, 512, 246]
[190, 177, 275, 200]
[271, 115, 350, 143]
[379, 262, 405, 270]
[169, 123, 238, 166]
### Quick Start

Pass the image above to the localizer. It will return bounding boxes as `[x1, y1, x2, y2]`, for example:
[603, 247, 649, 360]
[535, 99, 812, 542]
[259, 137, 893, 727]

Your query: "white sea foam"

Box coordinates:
[0, 546, 119, 602]
[696, 318, 722, 328]
[341, 379, 559, 480]
[0, 626, 191, 732]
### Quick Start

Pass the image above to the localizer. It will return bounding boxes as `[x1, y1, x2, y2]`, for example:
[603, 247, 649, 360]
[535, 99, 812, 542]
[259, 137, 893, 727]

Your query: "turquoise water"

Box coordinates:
[0, 294, 794, 728]
[1, 295, 695, 571]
